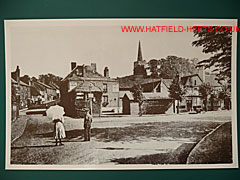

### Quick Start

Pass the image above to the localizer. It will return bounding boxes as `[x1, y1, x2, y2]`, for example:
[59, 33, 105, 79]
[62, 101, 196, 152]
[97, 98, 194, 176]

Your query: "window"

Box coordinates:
[102, 95, 109, 107]
[194, 80, 197, 86]
[103, 95, 108, 103]
[103, 83, 107, 92]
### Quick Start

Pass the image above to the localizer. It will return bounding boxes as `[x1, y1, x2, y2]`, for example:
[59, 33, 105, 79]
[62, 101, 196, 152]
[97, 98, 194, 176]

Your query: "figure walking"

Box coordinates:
[84, 109, 92, 141]
[46, 104, 66, 146]
[53, 119, 66, 146]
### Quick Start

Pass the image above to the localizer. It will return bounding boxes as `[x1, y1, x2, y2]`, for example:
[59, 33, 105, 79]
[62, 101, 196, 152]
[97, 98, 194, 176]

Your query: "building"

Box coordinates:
[11, 66, 31, 109]
[199, 70, 224, 110]
[119, 41, 174, 114]
[11, 66, 31, 120]
[179, 74, 203, 112]
[60, 62, 119, 117]
[31, 80, 58, 103]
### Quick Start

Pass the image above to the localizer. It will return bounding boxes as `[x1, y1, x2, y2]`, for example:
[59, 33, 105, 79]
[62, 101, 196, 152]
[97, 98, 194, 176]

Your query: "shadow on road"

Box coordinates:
[12, 145, 56, 149]
[111, 143, 196, 164]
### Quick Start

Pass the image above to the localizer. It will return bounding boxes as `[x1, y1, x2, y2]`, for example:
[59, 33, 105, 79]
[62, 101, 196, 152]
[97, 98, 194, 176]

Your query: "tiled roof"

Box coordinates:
[63, 65, 104, 81]
[70, 81, 102, 92]
[143, 93, 172, 100]
[118, 75, 162, 90]
[181, 74, 202, 85]
[11, 78, 30, 87]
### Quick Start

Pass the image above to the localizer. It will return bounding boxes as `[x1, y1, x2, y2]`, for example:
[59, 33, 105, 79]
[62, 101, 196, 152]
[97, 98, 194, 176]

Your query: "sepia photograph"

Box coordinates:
[5, 19, 238, 170]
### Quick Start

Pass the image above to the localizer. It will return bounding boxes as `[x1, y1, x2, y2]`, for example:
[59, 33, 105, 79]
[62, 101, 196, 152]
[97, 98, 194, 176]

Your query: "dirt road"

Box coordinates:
[11, 110, 231, 165]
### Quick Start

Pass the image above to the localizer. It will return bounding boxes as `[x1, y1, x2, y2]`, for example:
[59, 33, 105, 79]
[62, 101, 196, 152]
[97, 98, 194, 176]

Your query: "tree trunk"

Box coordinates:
[177, 100, 179, 114]
[173, 100, 175, 113]
[139, 102, 142, 117]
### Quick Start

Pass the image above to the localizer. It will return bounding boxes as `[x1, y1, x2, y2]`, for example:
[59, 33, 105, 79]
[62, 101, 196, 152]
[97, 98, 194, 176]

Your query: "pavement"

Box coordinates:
[11, 110, 232, 165]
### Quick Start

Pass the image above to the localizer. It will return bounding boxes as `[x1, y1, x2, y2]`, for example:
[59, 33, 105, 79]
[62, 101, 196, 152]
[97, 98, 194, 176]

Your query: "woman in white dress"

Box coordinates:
[47, 104, 66, 146]
[53, 118, 66, 146]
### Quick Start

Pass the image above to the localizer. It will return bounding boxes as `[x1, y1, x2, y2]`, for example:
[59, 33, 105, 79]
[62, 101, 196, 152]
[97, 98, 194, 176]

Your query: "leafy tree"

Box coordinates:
[192, 26, 232, 83]
[131, 84, 144, 116]
[218, 84, 231, 110]
[147, 59, 160, 78]
[157, 56, 198, 79]
[199, 83, 212, 111]
[39, 73, 63, 87]
[168, 73, 185, 114]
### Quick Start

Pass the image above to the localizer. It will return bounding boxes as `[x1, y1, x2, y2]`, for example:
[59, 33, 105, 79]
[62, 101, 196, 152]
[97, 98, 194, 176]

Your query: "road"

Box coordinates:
[11, 110, 232, 165]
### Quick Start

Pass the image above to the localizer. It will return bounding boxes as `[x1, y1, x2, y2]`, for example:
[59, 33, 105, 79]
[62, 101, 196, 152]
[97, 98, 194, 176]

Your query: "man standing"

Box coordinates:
[84, 109, 92, 141]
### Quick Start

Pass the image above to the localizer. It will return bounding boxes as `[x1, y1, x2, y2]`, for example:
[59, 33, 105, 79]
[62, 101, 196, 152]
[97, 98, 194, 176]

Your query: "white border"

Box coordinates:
[4, 18, 238, 170]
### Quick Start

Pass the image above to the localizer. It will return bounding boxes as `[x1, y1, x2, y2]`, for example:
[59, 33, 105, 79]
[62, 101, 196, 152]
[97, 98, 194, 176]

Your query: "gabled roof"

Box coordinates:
[118, 75, 162, 90]
[11, 78, 17, 84]
[122, 91, 134, 100]
[161, 79, 172, 89]
[143, 93, 172, 100]
[62, 65, 104, 81]
[48, 83, 59, 90]
[34, 81, 54, 89]
[123, 92, 172, 101]
[11, 78, 30, 87]
[70, 81, 102, 93]
[181, 74, 202, 85]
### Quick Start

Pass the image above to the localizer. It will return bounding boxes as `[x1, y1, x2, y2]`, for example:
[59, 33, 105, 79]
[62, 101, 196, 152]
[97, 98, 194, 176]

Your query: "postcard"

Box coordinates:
[5, 19, 238, 170]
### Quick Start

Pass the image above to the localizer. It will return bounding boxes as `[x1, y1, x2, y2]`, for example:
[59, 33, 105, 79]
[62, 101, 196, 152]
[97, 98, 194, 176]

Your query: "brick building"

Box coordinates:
[60, 62, 119, 117]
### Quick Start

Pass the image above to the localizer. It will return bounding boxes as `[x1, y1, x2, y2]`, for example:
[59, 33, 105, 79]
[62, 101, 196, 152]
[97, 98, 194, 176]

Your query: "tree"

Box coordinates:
[147, 59, 160, 78]
[131, 84, 144, 116]
[218, 84, 231, 110]
[39, 73, 63, 87]
[199, 83, 212, 111]
[192, 26, 232, 83]
[168, 73, 185, 114]
[157, 56, 199, 79]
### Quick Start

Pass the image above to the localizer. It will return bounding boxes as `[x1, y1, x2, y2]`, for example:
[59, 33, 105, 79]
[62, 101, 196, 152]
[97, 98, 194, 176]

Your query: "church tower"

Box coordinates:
[133, 41, 147, 77]
[137, 40, 143, 61]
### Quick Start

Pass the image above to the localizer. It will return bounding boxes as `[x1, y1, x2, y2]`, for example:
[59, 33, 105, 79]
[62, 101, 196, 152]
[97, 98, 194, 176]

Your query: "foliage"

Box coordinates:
[131, 84, 144, 116]
[192, 26, 232, 83]
[199, 83, 213, 111]
[39, 73, 63, 87]
[168, 73, 185, 101]
[147, 56, 199, 79]
[147, 59, 160, 78]
[168, 73, 185, 113]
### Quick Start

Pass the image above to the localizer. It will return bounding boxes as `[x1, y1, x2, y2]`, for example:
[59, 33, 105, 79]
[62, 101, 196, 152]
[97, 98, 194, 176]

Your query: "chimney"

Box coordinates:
[91, 63, 97, 72]
[82, 64, 86, 77]
[16, 66, 20, 85]
[71, 62, 77, 71]
[104, 67, 109, 78]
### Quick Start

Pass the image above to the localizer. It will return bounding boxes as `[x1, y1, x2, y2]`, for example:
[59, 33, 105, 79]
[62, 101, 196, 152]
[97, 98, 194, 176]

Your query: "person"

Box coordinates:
[53, 118, 66, 146]
[84, 109, 92, 141]
[51, 106, 66, 146]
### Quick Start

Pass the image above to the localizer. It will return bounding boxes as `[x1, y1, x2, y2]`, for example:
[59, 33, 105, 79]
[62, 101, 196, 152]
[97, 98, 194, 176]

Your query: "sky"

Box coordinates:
[6, 19, 235, 79]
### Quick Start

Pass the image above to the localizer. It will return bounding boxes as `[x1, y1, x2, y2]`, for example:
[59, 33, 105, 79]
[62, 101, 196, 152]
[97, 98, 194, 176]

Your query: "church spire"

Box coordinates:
[137, 40, 143, 61]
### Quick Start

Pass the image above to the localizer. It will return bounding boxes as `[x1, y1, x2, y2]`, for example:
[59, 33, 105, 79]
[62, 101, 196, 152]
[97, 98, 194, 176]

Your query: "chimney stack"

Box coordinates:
[91, 63, 97, 72]
[16, 66, 20, 85]
[82, 64, 86, 77]
[71, 62, 77, 71]
[104, 67, 109, 78]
